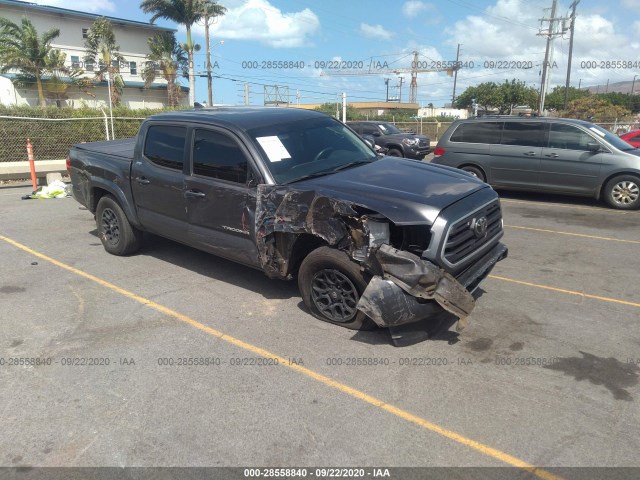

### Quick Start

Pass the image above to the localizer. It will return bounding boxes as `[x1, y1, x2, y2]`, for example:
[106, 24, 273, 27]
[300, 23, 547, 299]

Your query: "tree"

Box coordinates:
[142, 32, 187, 107]
[84, 17, 126, 106]
[544, 86, 589, 111]
[454, 80, 538, 115]
[140, 0, 226, 107]
[563, 96, 631, 122]
[0, 17, 61, 107]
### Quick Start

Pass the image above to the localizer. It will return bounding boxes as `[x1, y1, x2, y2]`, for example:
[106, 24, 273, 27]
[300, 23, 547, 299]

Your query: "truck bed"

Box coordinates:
[74, 138, 136, 161]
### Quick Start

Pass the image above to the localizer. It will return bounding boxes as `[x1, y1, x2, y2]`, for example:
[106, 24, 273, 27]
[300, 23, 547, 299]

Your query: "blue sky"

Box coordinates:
[31, 0, 640, 106]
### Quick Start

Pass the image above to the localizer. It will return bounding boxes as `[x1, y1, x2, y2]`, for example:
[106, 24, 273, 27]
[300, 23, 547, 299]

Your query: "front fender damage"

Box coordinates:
[357, 244, 475, 331]
[255, 185, 475, 331]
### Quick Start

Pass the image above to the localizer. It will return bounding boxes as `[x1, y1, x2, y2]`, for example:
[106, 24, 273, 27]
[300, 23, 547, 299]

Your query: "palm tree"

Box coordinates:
[84, 17, 126, 106]
[0, 17, 61, 107]
[140, 0, 226, 107]
[142, 32, 187, 107]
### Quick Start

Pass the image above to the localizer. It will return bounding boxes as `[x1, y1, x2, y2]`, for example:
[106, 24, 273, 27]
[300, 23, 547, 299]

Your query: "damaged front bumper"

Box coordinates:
[357, 242, 508, 330]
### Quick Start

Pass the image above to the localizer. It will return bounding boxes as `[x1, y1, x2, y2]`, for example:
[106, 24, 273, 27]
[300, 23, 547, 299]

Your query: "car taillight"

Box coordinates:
[433, 147, 445, 157]
[66, 156, 71, 174]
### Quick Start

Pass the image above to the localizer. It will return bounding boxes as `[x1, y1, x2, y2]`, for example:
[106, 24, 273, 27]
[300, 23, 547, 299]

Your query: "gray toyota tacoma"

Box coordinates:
[69, 107, 507, 344]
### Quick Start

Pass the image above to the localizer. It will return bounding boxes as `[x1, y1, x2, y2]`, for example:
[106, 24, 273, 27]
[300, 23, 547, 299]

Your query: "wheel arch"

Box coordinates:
[597, 170, 640, 200]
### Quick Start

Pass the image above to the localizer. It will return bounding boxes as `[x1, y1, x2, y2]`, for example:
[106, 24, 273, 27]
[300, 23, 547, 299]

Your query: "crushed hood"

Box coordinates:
[297, 157, 487, 224]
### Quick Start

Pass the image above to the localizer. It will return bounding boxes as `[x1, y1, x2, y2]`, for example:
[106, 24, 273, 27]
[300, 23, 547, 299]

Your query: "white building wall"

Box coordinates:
[418, 107, 468, 119]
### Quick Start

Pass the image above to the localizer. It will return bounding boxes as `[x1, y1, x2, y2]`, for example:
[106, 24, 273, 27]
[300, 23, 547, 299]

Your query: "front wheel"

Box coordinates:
[387, 148, 403, 157]
[604, 175, 640, 210]
[96, 194, 143, 255]
[298, 247, 375, 330]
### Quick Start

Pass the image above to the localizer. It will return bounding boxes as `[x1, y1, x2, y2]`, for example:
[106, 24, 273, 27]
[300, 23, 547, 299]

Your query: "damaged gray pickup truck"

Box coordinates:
[69, 107, 507, 341]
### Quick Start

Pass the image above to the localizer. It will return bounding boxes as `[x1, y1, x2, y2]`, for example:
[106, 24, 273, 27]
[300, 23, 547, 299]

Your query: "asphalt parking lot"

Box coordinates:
[1, 181, 639, 478]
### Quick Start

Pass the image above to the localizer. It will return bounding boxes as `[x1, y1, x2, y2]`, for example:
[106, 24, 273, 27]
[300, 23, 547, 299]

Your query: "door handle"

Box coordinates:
[185, 190, 206, 198]
[135, 176, 150, 185]
[523, 151, 537, 157]
[545, 153, 559, 158]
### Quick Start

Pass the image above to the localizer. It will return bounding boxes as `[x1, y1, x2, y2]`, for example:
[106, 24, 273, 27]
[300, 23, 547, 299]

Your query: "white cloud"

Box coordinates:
[359, 23, 393, 40]
[204, 0, 319, 48]
[31, 0, 116, 13]
[402, 1, 433, 17]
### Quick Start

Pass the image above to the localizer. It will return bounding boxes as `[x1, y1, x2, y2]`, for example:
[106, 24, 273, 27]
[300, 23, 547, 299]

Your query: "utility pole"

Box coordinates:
[384, 78, 390, 102]
[630, 75, 637, 111]
[605, 79, 609, 93]
[398, 76, 404, 103]
[452, 43, 461, 106]
[342, 92, 347, 122]
[538, 0, 559, 115]
[244, 82, 250, 105]
[563, 0, 580, 109]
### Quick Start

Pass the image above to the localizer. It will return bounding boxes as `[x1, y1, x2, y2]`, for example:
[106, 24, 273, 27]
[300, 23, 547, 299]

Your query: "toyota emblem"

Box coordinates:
[470, 216, 488, 238]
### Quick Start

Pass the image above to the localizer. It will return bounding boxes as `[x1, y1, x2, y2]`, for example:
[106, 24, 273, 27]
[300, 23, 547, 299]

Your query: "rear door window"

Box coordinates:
[144, 125, 187, 170]
[500, 122, 546, 147]
[449, 122, 502, 144]
[361, 124, 379, 135]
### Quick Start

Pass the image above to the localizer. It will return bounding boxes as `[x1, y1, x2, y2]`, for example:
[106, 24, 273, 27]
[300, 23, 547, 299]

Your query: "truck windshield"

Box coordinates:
[247, 116, 378, 184]
[379, 123, 401, 134]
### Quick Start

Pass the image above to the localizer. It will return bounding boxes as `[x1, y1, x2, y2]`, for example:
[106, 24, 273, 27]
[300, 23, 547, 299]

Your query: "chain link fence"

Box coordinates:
[0, 116, 144, 162]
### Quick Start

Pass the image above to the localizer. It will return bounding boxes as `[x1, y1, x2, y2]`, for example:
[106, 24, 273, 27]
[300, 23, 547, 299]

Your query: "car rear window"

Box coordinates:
[449, 122, 502, 144]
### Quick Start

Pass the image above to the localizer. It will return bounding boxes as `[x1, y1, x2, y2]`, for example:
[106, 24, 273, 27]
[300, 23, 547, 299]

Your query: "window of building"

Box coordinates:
[85, 60, 94, 72]
[129, 61, 137, 75]
[144, 126, 187, 171]
[450, 122, 502, 144]
[71, 56, 80, 69]
[82, 28, 88, 39]
[192, 129, 248, 183]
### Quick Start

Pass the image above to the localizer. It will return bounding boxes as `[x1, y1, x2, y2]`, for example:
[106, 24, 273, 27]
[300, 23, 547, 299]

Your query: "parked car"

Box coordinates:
[432, 116, 640, 210]
[619, 129, 640, 148]
[68, 107, 507, 344]
[347, 121, 430, 159]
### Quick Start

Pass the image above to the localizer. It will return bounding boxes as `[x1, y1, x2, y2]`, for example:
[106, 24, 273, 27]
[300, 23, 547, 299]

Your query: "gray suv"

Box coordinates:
[432, 117, 640, 209]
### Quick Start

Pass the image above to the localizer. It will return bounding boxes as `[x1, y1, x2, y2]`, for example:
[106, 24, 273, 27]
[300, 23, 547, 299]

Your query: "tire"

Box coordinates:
[603, 175, 640, 210]
[387, 148, 403, 157]
[96, 194, 143, 255]
[461, 165, 486, 182]
[298, 247, 376, 330]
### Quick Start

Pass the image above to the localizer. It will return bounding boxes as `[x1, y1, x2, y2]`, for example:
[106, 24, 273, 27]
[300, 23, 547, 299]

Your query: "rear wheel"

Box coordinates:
[387, 148, 403, 157]
[461, 165, 486, 182]
[604, 175, 640, 210]
[298, 247, 375, 330]
[96, 195, 143, 255]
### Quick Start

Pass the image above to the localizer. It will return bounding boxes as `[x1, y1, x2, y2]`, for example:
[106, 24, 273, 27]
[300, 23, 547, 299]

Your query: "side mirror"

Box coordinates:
[372, 131, 381, 137]
[587, 142, 601, 152]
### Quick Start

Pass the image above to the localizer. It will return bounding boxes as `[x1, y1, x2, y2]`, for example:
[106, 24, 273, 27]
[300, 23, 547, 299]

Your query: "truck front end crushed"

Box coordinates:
[255, 184, 507, 332]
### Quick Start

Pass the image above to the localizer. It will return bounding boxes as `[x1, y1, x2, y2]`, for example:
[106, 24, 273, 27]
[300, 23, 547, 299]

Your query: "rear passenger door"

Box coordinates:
[185, 127, 260, 267]
[489, 121, 545, 188]
[131, 124, 188, 240]
[539, 123, 603, 194]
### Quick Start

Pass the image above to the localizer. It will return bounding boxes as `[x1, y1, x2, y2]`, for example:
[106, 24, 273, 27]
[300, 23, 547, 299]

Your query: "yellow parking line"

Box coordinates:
[504, 225, 640, 244]
[501, 198, 640, 215]
[0, 233, 560, 480]
[489, 275, 640, 309]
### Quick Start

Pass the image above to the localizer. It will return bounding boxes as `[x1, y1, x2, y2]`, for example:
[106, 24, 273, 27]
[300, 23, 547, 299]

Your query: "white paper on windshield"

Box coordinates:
[256, 136, 291, 162]
[589, 127, 606, 138]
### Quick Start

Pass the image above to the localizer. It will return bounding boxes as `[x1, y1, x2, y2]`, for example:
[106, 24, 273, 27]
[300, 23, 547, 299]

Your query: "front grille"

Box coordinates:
[443, 201, 502, 265]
